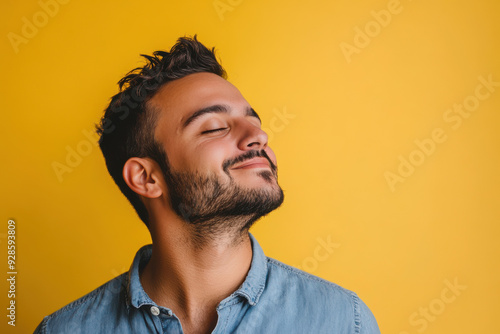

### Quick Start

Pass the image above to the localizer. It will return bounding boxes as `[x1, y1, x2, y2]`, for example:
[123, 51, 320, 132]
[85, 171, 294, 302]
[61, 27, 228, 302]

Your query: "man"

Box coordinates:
[35, 36, 380, 333]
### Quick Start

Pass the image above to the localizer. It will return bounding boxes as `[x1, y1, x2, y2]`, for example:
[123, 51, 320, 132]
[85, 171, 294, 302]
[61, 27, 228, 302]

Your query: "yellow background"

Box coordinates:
[1, 0, 499, 333]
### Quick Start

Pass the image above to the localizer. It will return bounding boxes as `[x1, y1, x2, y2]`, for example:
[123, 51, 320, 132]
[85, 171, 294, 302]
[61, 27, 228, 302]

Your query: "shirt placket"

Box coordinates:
[147, 305, 184, 333]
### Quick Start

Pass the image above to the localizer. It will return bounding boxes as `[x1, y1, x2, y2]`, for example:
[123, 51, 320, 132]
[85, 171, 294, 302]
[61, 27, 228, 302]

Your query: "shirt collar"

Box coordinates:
[126, 233, 268, 309]
[227, 233, 268, 306]
[126, 244, 156, 310]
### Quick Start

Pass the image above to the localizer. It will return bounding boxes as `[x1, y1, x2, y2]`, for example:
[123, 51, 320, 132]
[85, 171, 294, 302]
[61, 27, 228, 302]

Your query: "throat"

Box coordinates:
[185, 215, 257, 249]
[139, 230, 253, 329]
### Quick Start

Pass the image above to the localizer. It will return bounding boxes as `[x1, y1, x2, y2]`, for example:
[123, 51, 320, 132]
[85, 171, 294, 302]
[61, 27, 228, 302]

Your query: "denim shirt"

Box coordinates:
[34, 234, 380, 333]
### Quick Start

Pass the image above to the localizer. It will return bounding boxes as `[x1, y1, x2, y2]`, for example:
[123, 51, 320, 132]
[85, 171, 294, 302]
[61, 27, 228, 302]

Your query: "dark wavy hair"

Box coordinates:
[96, 35, 227, 227]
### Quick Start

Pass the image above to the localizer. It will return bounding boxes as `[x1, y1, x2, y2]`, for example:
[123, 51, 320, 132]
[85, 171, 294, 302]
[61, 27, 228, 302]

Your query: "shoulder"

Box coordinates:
[34, 273, 129, 334]
[265, 257, 380, 334]
[266, 256, 353, 299]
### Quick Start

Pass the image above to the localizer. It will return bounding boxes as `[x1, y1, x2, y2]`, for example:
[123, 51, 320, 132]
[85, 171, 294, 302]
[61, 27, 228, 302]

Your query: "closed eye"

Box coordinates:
[201, 128, 228, 134]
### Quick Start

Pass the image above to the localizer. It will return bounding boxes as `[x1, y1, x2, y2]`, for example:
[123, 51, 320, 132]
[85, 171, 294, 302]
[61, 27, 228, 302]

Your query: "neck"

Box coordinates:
[140, 211, 253, 327]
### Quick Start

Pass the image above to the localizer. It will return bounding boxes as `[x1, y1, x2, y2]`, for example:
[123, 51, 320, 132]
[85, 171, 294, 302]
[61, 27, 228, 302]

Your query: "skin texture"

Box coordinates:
[121, 72, 281, 334]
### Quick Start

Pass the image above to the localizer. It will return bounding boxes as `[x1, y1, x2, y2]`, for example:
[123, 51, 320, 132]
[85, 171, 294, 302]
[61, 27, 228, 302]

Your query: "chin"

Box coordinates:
[257, 170, 278, 183]
[236, 170, 277, 186]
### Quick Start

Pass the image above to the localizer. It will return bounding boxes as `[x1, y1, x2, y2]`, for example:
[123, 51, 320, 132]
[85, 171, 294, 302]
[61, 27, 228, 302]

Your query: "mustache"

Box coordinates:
[222, 150, 277, 173]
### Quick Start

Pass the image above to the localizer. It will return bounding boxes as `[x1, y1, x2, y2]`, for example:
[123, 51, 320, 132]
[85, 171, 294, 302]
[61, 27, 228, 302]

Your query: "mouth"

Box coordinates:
[231, 157, 271, 170]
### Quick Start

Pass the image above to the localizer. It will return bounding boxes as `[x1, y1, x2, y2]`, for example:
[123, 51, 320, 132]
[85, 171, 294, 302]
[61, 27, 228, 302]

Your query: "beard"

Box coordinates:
[159, 149, 284, 245]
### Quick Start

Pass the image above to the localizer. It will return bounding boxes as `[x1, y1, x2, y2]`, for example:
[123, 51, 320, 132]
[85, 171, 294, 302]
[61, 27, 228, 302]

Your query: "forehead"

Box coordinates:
[149, 72, 247, 132]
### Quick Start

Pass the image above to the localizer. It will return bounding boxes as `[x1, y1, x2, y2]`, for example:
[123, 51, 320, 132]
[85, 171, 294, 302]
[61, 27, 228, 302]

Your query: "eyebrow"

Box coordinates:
[181, 104, 261, 129]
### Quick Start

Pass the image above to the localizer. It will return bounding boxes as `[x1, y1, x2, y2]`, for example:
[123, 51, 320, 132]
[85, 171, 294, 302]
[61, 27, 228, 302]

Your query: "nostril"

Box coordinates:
[247, 141, 260, 147]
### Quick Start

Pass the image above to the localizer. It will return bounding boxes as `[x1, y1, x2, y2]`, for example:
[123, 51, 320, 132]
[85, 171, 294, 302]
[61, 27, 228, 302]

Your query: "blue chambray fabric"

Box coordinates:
[34, 234, 380, 333]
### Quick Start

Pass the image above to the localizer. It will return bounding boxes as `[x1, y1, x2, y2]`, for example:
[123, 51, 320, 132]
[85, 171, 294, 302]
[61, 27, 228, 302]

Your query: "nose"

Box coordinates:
[236, 119, 269, 151]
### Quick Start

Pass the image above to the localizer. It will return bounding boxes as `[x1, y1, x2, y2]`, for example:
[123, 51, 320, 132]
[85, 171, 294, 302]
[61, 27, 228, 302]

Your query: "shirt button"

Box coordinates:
[167, 310, 173, 317]
[150, 306, 160, 316]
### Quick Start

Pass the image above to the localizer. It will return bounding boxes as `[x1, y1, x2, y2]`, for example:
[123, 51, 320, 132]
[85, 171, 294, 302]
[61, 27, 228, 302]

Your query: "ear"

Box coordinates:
[122, 157, 163, 199]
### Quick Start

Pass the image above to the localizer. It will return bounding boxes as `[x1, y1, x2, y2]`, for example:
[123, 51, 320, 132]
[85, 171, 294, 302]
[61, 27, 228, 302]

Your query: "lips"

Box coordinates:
[231, 157, 271, 170]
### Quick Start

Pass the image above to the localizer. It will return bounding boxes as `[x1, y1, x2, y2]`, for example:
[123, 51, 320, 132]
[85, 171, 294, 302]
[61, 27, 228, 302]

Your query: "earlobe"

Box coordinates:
[122, 158, 163, 199]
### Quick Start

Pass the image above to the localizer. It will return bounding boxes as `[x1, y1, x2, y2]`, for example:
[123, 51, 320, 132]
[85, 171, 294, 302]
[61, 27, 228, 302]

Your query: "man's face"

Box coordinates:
[149, 72, 283, 237]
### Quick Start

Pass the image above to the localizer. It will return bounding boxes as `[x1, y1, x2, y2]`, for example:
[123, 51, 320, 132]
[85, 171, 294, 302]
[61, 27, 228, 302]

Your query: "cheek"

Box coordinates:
[194, 142, 231, 171]
[165, 142, 226, 173]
